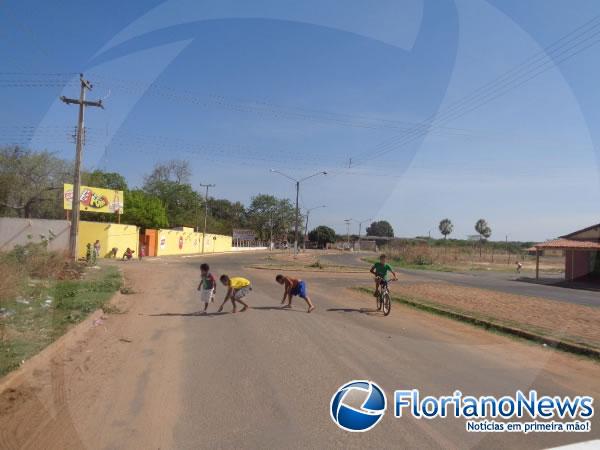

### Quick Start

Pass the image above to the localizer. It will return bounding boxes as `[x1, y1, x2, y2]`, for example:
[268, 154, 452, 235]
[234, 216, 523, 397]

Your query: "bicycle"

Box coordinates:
[375, 277, 395, 316]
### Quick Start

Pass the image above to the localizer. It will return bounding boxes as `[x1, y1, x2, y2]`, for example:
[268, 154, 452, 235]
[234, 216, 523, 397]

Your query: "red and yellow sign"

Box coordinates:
[63, 184, 124, 214]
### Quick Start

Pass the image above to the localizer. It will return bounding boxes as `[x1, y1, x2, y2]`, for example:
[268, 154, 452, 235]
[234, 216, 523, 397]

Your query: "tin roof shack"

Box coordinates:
[534, 223, 600, 282]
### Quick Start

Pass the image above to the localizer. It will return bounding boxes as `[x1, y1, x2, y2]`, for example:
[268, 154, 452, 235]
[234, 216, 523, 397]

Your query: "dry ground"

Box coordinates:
[0, 252, 598, 449]
[388, 280, 600, 350]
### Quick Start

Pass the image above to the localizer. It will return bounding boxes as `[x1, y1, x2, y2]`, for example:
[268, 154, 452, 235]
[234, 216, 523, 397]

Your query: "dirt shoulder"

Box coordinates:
[367, 281, 600, 352]
[0, 260, 187, 449]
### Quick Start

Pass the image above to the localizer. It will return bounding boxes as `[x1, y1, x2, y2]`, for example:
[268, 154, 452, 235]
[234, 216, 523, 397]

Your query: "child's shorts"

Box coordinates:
[233, 286, 251, 300]
[200, 288, 215, 304]
[291, 280, 307, 298]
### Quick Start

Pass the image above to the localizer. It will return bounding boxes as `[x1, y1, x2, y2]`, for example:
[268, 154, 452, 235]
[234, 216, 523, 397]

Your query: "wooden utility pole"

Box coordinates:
[344, 219, 352, 249]
[269, 169, 327, 257]
[199, 183, 215, 253]
[61, 74, 104, 261]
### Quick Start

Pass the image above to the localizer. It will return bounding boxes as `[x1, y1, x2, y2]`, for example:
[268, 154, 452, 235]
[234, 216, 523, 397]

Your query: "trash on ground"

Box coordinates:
[93, 318, 104, 327]
[16, 297, 30, 305]
[119, 337, 132, 343]
[0, 308, 16, 318]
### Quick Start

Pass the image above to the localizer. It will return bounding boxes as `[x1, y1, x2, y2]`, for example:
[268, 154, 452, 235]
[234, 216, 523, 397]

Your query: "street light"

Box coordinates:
[344, 218, 352, 249]
[270, 169, 327, 256]
[199, 183, 215, 253]
[303, 205, 327, 250]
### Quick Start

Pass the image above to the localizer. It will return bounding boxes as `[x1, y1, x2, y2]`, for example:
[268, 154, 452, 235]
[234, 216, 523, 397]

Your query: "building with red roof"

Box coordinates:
[534, 223, 600, 281]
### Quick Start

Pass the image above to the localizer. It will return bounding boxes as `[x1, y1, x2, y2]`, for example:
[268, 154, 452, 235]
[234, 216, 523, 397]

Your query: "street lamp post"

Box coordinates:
[344, 219, 352, 249]
[303, 205, 327, 250]
[270, 169, 327, 256]
[199, 183, 215, 253]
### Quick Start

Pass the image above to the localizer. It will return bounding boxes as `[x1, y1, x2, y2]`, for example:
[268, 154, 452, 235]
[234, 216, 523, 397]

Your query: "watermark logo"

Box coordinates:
[330, 380, 387, 432]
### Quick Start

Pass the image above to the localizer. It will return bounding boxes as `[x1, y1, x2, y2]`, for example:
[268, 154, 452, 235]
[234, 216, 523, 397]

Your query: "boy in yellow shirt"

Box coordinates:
[217, 274, 251, 313]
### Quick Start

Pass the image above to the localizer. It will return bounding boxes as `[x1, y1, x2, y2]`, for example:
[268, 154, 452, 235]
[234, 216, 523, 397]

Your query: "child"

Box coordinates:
[197, 263, 216, 315]
[369, 254, 397, 297]
[217, 274, 251, 313]
[122, 248, 135, 261]
[275, 274, 315, 313]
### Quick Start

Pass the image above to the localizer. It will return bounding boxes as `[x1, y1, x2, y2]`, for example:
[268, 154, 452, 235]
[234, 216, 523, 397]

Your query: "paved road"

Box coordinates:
[320, 252, 600, 307]
[1, 251, 598, 449]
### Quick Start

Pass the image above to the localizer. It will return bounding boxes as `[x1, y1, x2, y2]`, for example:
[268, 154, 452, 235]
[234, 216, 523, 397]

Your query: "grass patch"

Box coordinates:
[0, 266, 122, 377]
[308, 260, 324, 269]
[363, 257, 456, 272]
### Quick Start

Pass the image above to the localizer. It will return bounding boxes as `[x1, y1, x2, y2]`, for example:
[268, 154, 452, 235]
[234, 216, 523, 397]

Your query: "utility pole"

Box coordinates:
[356, 218, 372, 252]
[295, 180, 300, 254]
[344, 219, 352, 249]
[270, 169, 327, 256]
[199, 183, 215, 253]
[269, 209, 274, 250]
[303, 205, 326, 250]
[61, 74, 104, 261]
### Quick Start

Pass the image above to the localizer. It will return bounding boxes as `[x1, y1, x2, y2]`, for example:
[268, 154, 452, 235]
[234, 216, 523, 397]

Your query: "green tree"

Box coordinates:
[247, 194, 299, 242]
[308, 225, 336, 249]
[206, 198, 247, 234]
[144, 180, 200, 228]
[438, 218, 454, 239]
[366, 220, 394, 237]
[120, 189, 169, 229]
[0, 146, 71, 218]
[143, 161, 200, 227]
[82, 169, 128, 191]
[475, 218, 492, 257]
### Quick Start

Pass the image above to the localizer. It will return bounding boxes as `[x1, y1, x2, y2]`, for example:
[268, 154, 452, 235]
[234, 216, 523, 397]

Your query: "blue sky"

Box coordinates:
[1, 0, 599, 241]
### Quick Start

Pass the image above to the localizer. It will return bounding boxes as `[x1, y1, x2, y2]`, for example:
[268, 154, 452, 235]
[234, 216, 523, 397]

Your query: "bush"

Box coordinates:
[0, 242, 70, 279]
[0, 259, 25, 301]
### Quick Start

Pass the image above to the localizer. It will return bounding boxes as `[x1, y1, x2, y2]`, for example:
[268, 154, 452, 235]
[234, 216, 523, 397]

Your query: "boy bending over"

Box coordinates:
[275, 274, 315, 313]
[218, 274, 251, 313]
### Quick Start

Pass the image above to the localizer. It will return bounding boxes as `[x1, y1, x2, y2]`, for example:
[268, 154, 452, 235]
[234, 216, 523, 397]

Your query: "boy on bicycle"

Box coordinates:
[370, 254, 397, 297]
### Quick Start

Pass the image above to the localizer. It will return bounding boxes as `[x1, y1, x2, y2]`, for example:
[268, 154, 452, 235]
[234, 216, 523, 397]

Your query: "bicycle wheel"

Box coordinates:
[382, 292, 391, 316]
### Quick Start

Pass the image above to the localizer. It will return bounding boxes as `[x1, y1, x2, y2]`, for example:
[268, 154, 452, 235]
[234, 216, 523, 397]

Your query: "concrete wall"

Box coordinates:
[0, 218, 70, 252]
[1, 218, 232, 258]
[78, 221, 139, 259]
[156, 227, 232, 256]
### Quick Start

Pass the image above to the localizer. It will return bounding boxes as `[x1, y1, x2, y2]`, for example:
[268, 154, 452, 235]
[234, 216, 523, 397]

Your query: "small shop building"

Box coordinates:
[534, 223, 600, 281]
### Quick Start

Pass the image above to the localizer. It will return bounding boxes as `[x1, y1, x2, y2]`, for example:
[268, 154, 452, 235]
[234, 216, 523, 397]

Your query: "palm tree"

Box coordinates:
[475, 219, 492, 257]
[438, 218, 453, 240]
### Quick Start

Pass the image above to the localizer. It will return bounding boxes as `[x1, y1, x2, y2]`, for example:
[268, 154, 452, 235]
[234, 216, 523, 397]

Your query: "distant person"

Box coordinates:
[370, 254, 397, 298]
[516, 261, 523, 273]
[197, 263, 216, 315]
[217, 274, 251, 313]
[122, 248, 135, 261]
[93, 240, 101, 258]
[111, 247, 118, 258]
[275, 274, 315, 313]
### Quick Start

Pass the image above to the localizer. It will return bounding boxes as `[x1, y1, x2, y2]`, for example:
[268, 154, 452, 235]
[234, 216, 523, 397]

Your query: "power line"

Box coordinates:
[349, 14, 600, 166]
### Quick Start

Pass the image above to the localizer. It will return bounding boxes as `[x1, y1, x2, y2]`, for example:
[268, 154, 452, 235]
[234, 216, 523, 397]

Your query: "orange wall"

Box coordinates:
[144, 229, 158, 257]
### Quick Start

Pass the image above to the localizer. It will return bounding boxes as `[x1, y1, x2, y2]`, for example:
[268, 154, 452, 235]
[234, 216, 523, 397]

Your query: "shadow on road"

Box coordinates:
[327, 307, 378, 315]
[252, 306, 304, 313]
[148, 311, 228, 317]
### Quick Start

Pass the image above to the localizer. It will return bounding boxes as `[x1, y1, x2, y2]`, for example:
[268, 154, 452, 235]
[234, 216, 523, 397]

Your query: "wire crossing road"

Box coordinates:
[0, 252, 598, 449]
